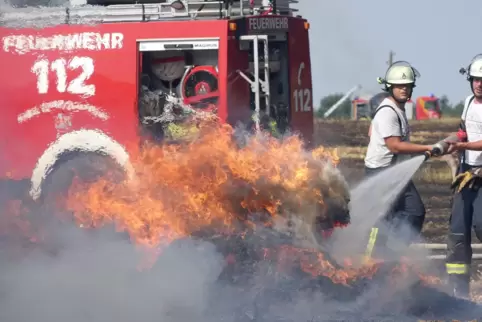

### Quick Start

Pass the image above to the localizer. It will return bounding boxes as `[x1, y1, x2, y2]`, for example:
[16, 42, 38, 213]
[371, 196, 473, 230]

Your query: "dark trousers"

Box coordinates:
[446, 165, 482, 296]
[365, 166, 426, 259]
[447, 188, 482, 264]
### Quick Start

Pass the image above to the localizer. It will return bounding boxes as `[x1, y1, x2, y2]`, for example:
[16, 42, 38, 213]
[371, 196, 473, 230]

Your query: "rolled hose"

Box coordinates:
[424, 134, 460, 160]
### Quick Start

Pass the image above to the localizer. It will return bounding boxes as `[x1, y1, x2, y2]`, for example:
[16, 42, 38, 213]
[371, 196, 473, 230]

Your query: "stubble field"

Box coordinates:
[314, 117, 460, 244]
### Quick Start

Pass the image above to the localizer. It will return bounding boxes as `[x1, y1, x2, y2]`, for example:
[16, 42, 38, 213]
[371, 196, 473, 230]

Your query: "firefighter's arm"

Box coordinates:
[448, 140, 482, 151]
[445, 118, 469, 152]
[384, 137, 433, 154]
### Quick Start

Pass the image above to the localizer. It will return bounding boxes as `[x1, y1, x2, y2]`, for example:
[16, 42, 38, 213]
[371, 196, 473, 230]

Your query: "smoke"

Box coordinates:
[0, 221, 226, 322]
[0, 220, 389, 321]
[0, 218, 478, 322]
[0, 0, 75, 9]
[0, 0, 100, 28]
[0, 154, 481, 321]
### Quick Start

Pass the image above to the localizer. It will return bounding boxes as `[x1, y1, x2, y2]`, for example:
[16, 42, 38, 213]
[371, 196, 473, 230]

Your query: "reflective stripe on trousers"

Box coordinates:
[446, 263, 469, 275]
[364, 227, 378, 263]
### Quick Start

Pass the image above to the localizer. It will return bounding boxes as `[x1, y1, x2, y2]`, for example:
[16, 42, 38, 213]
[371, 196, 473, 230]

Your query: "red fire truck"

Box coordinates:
[414, 94, 442, 120]
[0, 0, 314, 203]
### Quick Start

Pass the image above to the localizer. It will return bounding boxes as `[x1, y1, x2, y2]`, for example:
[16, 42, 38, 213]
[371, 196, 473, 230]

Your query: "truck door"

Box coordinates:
[236, 16, 291, 135]
[288, 19, 313, 146]
[236, 35, 271, 133]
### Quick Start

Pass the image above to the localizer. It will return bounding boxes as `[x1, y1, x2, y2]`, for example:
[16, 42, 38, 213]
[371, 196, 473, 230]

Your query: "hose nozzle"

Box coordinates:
[432, 143, 445, 156]
[424, 144, 444, 160]
[425, 134, 460, 160]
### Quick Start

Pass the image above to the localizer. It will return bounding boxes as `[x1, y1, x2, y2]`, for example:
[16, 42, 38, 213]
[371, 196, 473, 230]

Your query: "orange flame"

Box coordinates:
[66, 121, 345, 249]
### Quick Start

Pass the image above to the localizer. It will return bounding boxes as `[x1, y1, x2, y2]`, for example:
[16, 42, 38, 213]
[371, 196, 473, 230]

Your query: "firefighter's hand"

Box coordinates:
[446, 142, 457, 154]
[446, 140, 468, 152]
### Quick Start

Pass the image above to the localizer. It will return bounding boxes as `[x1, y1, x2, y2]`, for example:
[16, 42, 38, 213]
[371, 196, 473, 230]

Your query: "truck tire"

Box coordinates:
[37, 152, 126, 233]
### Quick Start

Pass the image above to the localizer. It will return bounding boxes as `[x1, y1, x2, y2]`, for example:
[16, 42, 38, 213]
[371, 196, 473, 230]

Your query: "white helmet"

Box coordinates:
[460, 54, 482, 79]
[150, 52, 186, 82]
[377, 61, 420, 87]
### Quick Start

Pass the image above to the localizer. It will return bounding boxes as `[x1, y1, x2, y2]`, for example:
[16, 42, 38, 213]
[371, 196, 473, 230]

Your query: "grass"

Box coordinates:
[315, 116, 460, 126]
[414, 163, 454, 185]
[336, 146, 367, 159]
[409, 117, 461, 125]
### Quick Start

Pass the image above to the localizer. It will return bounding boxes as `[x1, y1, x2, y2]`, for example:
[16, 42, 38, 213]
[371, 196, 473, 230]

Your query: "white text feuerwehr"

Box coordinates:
[2, 32, 124, 55]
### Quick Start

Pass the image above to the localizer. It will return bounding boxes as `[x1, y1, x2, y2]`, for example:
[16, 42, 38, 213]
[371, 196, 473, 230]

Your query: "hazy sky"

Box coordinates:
[297, 0, 481, 106]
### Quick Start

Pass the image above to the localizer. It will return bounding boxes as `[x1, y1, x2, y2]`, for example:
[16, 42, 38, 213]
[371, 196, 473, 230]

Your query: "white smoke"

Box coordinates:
[0, 222, 227, 322]
[0, 203, 480, 322]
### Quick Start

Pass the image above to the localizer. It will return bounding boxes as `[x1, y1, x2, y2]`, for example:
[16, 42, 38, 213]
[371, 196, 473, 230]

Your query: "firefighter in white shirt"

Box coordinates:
[444, 54, 482, 299]
[364, 61, 440, 261]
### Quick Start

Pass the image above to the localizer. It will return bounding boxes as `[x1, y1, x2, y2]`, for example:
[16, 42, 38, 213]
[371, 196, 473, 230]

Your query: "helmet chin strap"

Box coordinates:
[469, 79, 482, 100]
[470, 78, 476, 96]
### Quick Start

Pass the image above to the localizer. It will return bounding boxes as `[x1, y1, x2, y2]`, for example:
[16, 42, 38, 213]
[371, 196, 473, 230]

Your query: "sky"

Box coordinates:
[296, 0, 482, 107]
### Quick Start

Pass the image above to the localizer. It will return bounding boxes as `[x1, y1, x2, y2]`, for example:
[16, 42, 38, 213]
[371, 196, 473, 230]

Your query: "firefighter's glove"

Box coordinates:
[451, 171, 475, 193]
[452, 168, 482, 192]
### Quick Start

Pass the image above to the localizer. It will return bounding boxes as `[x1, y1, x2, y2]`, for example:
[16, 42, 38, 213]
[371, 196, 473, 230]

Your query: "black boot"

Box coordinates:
[448, 274, 471, 300]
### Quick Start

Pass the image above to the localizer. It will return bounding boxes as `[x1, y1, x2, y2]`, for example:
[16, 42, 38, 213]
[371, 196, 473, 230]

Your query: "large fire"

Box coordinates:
[57, 120, 441, 289]
[66, 120, 350, 250]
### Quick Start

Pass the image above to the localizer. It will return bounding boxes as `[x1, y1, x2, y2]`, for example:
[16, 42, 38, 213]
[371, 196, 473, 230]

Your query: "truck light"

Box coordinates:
[304, 22, 310, 30]
[229, 22, 237, 31]
[169, 0, 185, 10]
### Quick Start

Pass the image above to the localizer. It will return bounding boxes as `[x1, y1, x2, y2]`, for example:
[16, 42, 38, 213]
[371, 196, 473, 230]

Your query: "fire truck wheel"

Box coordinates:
[38, 152, 125, 228]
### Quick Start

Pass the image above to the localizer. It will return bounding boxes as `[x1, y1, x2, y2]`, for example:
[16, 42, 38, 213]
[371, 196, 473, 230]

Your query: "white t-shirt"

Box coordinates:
[461, 95, 482, 166]
[364, 98, 410, 168]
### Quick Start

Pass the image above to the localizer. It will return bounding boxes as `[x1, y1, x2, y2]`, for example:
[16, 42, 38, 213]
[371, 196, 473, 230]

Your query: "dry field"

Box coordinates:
[314, 117, 461, 244]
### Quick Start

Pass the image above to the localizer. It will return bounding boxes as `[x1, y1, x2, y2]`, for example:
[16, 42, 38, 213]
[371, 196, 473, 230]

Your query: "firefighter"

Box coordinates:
[443, 54, 482, 299]
[363, 61, 440, 261]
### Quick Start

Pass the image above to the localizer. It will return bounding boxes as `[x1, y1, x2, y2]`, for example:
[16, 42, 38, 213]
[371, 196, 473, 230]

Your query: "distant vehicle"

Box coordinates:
[413, 94, 442, 120]
[351, 93, 442, 120]
[350, 96, 372, 120]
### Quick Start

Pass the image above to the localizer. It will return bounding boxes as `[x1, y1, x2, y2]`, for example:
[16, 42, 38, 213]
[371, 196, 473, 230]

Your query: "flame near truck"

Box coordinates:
[0, 0, 356, 288]
[0, 0, 314, 204]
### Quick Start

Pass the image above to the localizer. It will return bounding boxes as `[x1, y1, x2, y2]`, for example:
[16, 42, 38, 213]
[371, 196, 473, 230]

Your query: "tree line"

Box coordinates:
[316, 93, 465, 119]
